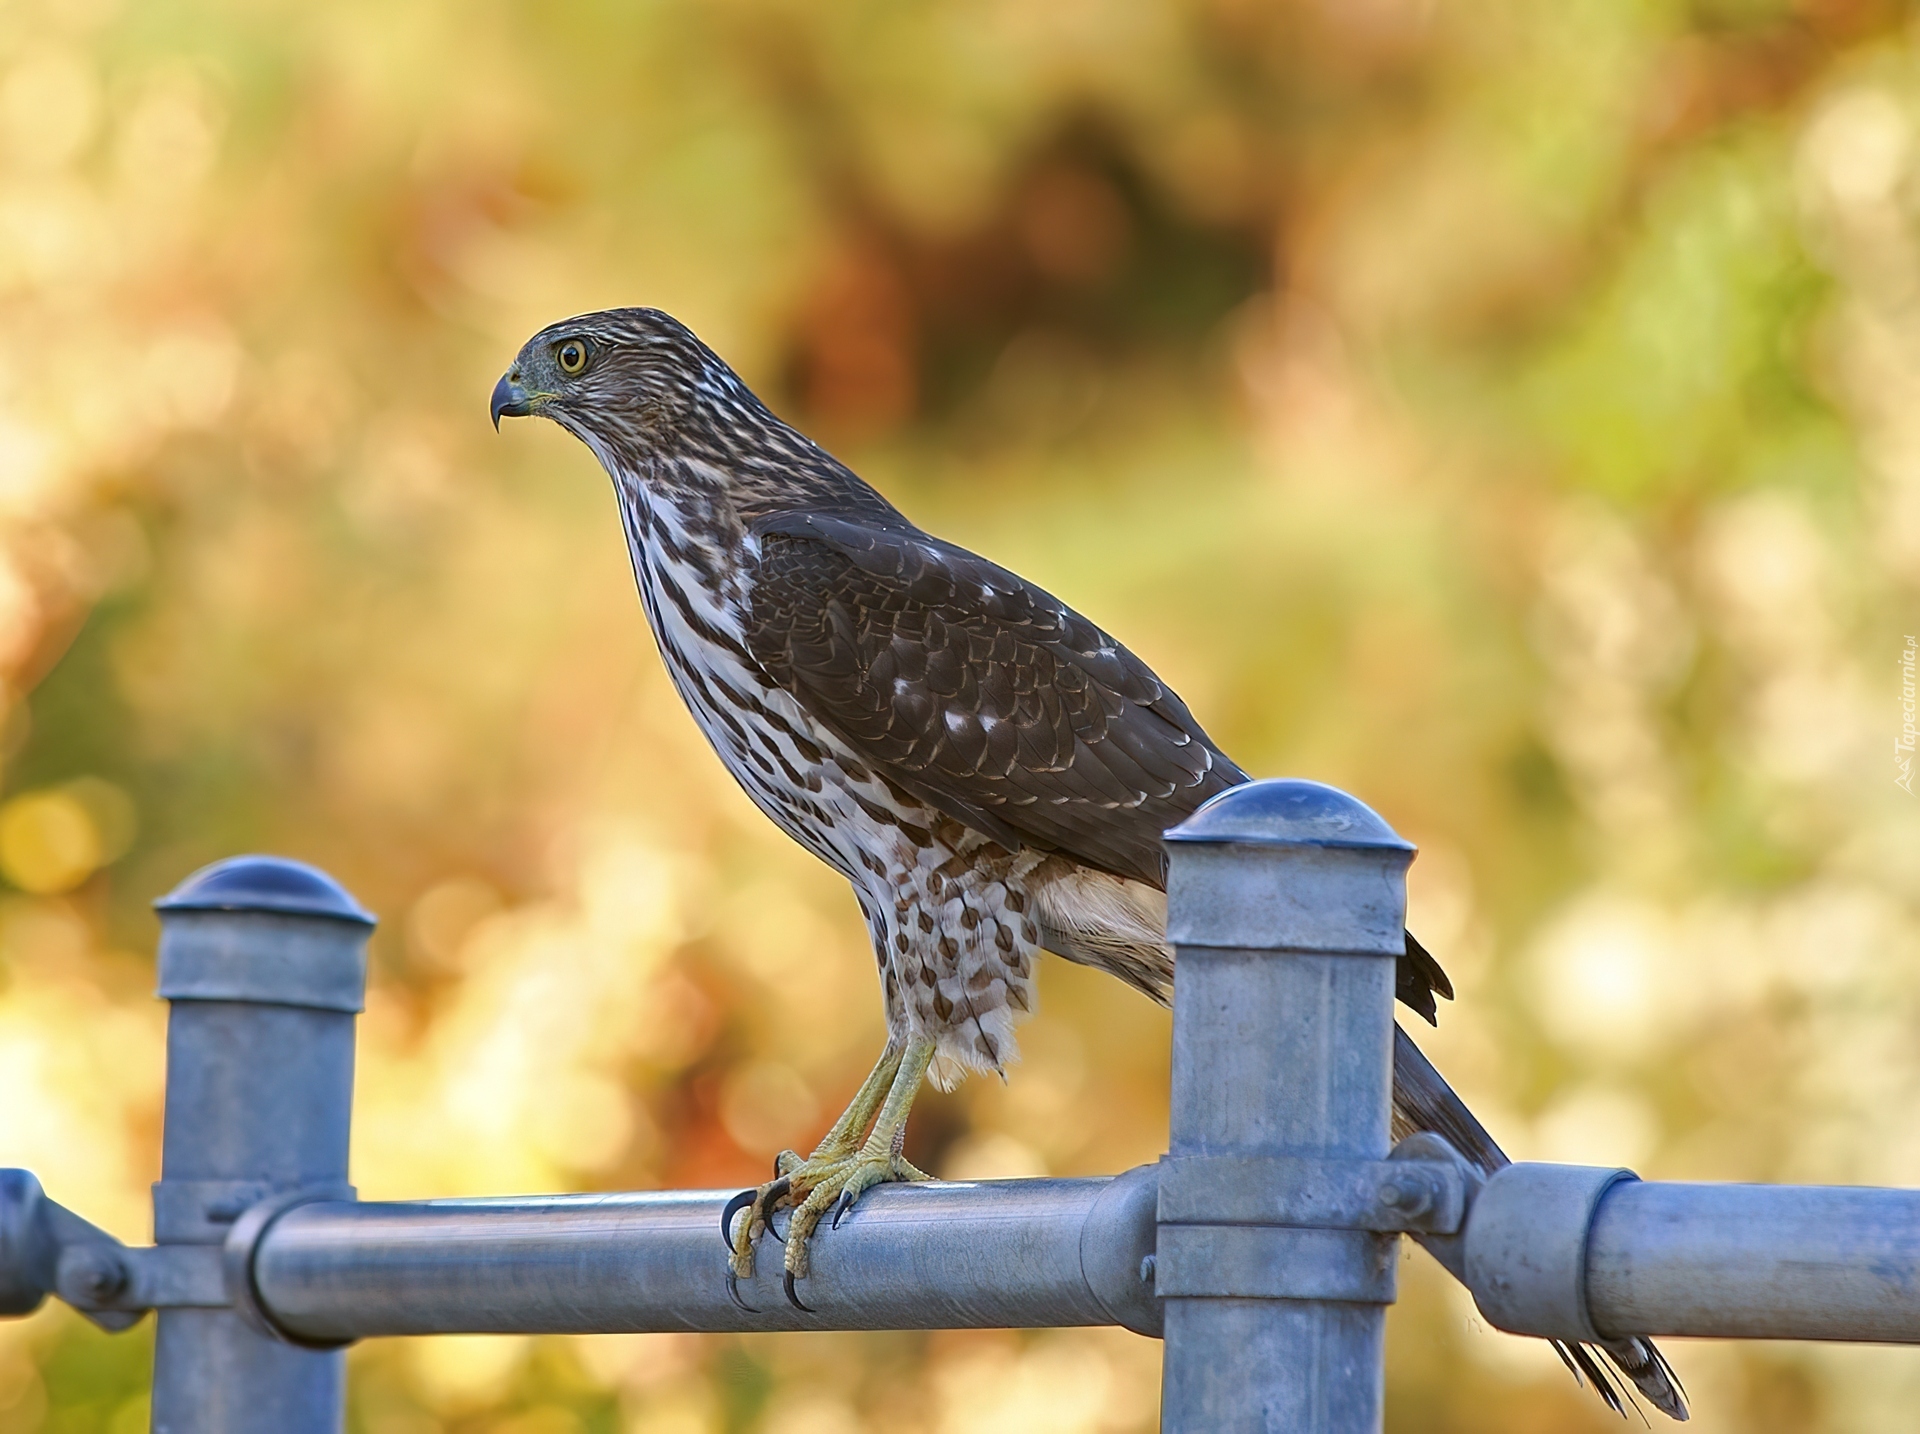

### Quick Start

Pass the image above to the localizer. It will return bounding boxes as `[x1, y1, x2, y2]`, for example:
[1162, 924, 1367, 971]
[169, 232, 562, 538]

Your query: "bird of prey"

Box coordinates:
[491, 308, 1686, 1421]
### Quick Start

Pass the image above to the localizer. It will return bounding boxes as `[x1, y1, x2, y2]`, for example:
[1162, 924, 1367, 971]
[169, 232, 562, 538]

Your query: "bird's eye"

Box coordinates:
[556, 339, 590, 375]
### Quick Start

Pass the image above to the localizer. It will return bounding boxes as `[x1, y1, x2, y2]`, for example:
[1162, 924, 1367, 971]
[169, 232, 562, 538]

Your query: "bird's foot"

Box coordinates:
[723, 1037, 937, 1311]
[724, 1147, 929, 1306]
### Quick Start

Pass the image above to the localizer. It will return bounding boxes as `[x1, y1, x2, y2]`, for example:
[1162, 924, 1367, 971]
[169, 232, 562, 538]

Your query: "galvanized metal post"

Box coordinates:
[1159, 780, 1413, 1434]
[149, 857, 372, 1434]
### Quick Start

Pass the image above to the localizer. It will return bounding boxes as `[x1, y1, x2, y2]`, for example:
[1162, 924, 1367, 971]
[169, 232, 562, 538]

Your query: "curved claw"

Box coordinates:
[726, 1270, 759, 1315]
[766, 1205, 787, 1244]
[755, 1176, 791, 1222]
[831, 1187, 857, 1231]
[720, 1189, 757, 1249]
[784, 1270, 815, 1313]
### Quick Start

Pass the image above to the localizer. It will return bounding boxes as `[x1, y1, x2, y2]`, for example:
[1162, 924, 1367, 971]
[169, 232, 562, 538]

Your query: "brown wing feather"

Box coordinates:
[745, 512, 1244, 886]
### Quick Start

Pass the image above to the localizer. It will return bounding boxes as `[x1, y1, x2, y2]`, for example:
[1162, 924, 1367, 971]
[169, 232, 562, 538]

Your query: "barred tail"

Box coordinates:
[1392, 1024, 1689, 1422]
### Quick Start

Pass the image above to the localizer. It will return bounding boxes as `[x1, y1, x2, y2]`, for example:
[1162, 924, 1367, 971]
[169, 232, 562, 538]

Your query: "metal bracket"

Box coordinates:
[64, 1244, 228, 1316]
[223, 1185, 356, 1349]
[1158, 1149, 1468, 1235]
[1151, 1135, 1475, 1309]
[0, 1168, 231, 1331]
[1078, 1162, 1164, 1337]
[1464, 1162, 1638, 1342]
[1386, 1132, 1485, 1293]
[153, 1178, 285, 1244]
[1155, 1225, 1399, 1302]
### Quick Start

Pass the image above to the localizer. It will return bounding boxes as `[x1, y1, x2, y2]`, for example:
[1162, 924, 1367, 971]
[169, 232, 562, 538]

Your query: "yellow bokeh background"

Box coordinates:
[4, 1, 1920, 1430]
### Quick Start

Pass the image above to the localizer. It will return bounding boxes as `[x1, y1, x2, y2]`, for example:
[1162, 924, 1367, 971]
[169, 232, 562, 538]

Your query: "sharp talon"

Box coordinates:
[766, 1207, 787, 1244]
[755, 1176, 791, 1221]
[726, 1271, 759, 1315]
[721, 1189, 756, 1249]
[784, 1270, 815, 1313]
[773, 1154, 787, 1178]
[831, 1188, 856, 1230]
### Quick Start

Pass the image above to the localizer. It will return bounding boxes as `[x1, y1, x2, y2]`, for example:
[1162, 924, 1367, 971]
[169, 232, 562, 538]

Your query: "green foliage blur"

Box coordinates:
[3, 0, 1919, 1430]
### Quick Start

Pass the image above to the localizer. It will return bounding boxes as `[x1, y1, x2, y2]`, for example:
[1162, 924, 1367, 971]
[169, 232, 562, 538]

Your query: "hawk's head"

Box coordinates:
[494, 306, 896, 521]
[491, 306, 757, 464]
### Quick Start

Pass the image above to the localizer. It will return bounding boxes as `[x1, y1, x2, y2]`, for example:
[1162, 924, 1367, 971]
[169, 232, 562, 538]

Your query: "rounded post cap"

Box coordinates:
[155, 856, 375, 927]
[1165, 778, 1413, 853]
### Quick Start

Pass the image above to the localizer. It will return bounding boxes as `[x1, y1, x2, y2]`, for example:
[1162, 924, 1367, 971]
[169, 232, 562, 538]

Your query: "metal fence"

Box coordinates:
[7, 778, 1920, 1433]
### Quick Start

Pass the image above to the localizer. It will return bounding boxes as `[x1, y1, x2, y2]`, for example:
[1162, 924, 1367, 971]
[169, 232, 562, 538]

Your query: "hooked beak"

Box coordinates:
[490, 373, 534, 430]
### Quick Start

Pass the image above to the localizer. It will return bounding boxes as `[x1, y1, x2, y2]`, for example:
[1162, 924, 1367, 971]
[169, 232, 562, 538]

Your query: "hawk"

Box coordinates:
[491, 308, 1685, 1420]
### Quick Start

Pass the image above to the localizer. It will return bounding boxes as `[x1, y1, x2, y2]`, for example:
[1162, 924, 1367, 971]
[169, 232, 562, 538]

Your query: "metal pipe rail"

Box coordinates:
[8, 780, 1920, 1434]
[1596, 1181, 1920, 1342]
[17, 1153, 1920, 1348]
[250, 1175, 1161, 1341]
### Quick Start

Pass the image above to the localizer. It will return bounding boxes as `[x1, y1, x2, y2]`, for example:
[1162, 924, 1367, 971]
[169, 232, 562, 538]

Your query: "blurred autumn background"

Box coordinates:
[6, 0, 1920, 1429]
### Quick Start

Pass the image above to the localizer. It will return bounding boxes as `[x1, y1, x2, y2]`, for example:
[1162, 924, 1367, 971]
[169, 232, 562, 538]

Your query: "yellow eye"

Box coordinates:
[556, 339, 589, 375]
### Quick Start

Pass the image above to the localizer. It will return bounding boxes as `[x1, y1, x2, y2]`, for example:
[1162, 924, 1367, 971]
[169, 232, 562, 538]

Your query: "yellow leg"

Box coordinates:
[780, 1039, 935, 1277]
[775, 1043, 902, 1175]
[725, 1037, 937, 1307]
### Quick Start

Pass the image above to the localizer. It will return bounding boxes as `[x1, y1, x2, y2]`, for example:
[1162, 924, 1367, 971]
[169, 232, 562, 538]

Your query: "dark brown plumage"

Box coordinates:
[492, 307, 1684, 1420]
[748, 511, 1230, 880]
